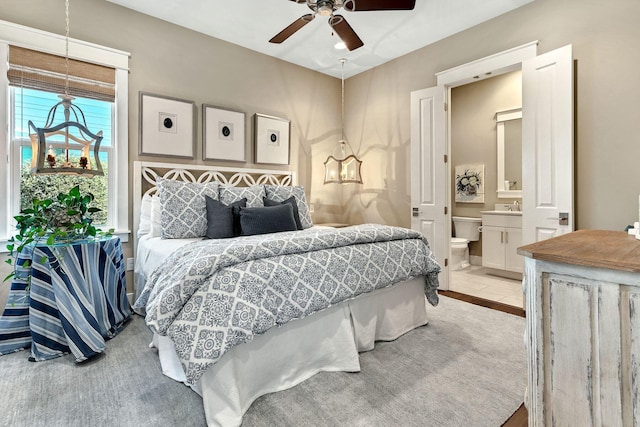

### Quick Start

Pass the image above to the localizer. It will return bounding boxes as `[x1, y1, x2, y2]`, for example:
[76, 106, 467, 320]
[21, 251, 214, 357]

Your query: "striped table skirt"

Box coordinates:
[0, 236, 131, 361]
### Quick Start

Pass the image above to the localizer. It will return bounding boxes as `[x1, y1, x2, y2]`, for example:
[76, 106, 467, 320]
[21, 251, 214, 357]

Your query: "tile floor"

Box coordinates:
[450, 265, 524, 308]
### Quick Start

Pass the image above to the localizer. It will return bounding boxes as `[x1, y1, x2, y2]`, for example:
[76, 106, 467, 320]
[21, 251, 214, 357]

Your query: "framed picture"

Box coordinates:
[202, 105, 246, 162]
[254, 113, 290, 165]
[455, 163, 485, 203]
[139, 92, 195, 158]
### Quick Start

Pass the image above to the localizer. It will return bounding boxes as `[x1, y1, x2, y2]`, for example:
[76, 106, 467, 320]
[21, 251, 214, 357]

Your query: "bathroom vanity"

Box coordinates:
[518, 230, 640, 426]
[481, 210, 523, 274]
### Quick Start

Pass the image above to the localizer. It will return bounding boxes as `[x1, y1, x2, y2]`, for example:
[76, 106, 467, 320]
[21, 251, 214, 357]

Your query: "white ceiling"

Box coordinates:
[105, 0, 533, 79]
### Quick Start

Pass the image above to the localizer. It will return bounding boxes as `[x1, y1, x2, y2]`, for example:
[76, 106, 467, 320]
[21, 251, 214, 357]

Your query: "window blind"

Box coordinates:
[7, 45, 116, 102]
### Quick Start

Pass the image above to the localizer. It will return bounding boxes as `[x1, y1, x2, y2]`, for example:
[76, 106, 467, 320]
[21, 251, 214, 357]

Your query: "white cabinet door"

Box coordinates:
[483, 225, 523, 273]
[482, 226, 505, 270]
[505, 228, 523, 273]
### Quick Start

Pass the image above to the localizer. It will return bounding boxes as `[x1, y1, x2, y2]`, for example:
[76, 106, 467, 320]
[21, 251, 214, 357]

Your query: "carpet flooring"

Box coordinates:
[0, 296, 526, 427]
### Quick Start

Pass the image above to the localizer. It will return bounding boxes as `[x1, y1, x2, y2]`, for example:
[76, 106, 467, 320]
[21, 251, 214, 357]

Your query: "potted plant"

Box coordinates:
[3, 185, 113, 287]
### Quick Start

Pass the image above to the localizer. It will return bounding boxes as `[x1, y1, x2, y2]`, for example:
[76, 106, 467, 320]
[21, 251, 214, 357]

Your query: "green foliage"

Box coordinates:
[20, 161, 108, 225]
[4, 185, 114, 289]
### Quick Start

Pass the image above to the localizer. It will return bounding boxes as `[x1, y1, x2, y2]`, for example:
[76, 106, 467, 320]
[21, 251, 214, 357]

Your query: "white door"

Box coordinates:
[410, 86, 448, 289]
[522, 45, 574, 245]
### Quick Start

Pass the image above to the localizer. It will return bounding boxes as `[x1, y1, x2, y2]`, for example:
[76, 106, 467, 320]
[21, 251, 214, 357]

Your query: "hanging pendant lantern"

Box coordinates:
[324, 140, 363, 184]
[324, 58, 363, 185]
[29, 0, 104, 177]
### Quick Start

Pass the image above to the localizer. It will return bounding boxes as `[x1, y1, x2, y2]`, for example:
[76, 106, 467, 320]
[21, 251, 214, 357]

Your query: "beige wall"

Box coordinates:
[0, 265, 7, 310]
[451, 71, 522, 219]
[344, 0, 640, 232]
[450, 71, 522, 257]
[0, 0, 345, 299]
[2, 0, 640, 304]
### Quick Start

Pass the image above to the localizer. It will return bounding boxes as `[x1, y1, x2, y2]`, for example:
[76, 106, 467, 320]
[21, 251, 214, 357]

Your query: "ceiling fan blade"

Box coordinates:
[289, 0, 307, 2]
[269, 14, 315, 44]
[329, 15, 364, 51]
[343, 0, 416, 12]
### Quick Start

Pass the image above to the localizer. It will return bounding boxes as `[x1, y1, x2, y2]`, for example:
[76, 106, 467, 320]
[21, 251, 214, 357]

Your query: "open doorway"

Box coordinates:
[411, 42, 574, 298]
[449, 70, 523, 307]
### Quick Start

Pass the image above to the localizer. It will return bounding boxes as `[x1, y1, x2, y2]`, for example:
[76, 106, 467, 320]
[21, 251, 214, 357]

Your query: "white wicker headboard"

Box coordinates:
[132, 160, 296, 251]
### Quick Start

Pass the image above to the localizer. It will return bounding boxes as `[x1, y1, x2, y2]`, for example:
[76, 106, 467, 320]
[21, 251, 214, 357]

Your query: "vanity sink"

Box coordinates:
[480, 210, 522, 216]
[480, 210, 523, 275]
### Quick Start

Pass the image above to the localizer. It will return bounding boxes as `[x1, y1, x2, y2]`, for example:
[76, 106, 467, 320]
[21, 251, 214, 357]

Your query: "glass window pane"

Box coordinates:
[19, 147, 109, 225]
[13, 88, 112, 147]
[13, 87, 112, 227]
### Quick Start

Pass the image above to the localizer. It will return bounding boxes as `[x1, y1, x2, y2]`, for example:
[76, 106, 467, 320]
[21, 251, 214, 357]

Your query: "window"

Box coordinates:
[0, 20, 130, 247]
[12, 88, 112, 225]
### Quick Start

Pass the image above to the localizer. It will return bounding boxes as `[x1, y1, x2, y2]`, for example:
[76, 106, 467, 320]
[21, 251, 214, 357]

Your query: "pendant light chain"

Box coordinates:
[340, 58, 345, 142]
[323, 57, 363, 184]
[64, 0, 70, 97]
[28, 0, 104, 177]
[62, 0, 72, 166]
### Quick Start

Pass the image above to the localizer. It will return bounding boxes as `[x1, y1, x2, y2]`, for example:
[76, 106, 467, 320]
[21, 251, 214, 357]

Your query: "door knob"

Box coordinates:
[559, 212, 569, 225]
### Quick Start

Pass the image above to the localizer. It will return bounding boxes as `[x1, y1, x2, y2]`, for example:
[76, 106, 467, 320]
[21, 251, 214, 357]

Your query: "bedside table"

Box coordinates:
[0, 236, 131, 361]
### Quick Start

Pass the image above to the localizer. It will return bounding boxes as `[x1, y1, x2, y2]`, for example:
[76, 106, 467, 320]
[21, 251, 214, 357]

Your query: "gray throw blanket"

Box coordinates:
[134, 224, 440, 385]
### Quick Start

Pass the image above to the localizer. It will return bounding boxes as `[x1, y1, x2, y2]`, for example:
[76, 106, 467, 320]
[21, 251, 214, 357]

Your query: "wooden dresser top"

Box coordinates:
[517, 229, 640, 273]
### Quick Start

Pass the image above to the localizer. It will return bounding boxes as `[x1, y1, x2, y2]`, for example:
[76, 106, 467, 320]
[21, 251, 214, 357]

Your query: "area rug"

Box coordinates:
[0, 295, 526, 426]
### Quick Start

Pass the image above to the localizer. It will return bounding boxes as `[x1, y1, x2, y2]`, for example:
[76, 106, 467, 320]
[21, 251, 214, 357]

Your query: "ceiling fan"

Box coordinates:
[269, 0, 416, 51]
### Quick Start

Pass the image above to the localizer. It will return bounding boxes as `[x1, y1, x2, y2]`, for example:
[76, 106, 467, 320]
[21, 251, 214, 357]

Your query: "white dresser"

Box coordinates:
[518, 230, 640, 426]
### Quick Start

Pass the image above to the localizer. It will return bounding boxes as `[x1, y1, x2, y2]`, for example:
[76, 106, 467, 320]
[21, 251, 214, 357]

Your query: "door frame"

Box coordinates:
[434, 41, 538, 289]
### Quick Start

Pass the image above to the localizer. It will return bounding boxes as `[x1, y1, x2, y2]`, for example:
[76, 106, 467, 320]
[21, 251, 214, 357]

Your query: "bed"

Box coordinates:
[131, 161, 441, 427]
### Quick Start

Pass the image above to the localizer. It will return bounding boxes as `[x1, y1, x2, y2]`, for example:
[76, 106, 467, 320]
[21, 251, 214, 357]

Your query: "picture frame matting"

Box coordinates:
[202, 104, 246, 162]
[254, 113, 290, 165]
[139, 92, 195, 159]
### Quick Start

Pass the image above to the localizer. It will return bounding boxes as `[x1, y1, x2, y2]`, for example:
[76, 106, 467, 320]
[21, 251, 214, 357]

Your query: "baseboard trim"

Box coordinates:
[438, 290, 525, 318]
[469, 255, 482, 266]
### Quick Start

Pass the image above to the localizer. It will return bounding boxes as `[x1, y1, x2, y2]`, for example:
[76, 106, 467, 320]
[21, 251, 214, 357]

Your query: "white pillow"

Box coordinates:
[150, 195, 162, 237]
[137, 194, 162, 238]
[137, 193, 153, 238]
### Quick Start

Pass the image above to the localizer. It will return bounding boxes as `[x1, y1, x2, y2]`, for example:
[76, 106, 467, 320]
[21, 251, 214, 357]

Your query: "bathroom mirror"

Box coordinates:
[496, 108, 522, 199]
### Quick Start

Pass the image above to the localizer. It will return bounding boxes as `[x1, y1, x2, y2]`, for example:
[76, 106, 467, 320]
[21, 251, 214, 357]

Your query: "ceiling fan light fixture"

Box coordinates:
[334, 41, 346, 50]
[316, 0, 334, 16]
[271, 0, 414, 50]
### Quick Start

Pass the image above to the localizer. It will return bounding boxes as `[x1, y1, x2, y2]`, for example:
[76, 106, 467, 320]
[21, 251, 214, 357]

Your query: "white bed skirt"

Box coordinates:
[152, 276, 428, 427]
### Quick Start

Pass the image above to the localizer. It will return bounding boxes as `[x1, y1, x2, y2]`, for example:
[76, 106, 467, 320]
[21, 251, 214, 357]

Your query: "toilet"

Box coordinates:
[451, 216, 482, 270]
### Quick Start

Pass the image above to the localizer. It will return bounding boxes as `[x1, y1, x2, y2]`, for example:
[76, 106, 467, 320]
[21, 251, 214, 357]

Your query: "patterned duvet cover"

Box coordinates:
[134, 224, 440, 385]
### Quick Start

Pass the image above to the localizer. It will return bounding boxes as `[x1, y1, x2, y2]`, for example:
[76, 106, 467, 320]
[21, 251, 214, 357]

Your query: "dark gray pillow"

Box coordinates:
[239, 203, 297, 236]
[264, 185, 313, 229]
[263, 196, 303, 230]
[205, 196, 247, 239]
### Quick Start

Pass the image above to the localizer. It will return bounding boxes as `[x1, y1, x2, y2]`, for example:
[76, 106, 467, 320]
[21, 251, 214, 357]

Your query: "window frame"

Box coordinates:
[0, 19, 130, 250]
